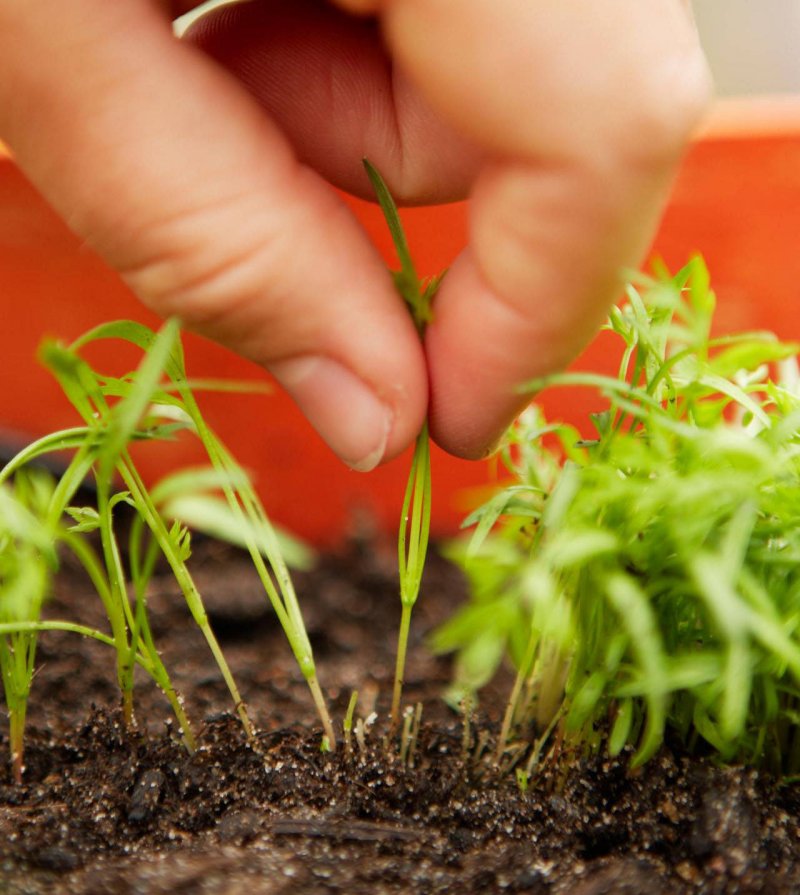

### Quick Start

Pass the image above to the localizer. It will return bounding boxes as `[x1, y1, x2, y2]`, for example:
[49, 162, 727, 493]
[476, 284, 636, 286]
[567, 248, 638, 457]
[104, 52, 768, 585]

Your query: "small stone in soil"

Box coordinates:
[128, 768, 166, 824]
[216, 808, 262, 844]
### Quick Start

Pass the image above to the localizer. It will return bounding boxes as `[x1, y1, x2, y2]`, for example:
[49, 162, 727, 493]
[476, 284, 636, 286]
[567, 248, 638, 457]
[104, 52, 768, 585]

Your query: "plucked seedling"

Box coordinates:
[364, 160, 441, 731]
[434, 258, 800, 775]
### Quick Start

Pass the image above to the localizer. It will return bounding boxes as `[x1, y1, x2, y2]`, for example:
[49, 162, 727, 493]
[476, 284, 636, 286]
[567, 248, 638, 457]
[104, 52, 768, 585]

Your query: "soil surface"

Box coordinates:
[1, 533, 799, 894]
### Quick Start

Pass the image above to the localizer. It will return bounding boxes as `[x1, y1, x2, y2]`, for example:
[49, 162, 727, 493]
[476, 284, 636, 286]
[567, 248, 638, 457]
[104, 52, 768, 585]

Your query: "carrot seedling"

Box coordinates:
[0, 466, 201, 773]
[364, 160, 440, 731]
[52, 318, 335, 747]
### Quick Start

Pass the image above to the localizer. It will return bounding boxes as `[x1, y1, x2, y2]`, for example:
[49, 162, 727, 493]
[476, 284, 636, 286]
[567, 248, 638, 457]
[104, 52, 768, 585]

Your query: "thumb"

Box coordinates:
[380, 0, 711, 458]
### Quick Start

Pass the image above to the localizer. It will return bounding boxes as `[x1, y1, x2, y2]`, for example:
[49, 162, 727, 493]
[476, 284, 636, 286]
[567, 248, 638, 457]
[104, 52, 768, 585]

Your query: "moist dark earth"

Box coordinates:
[1, 534, 799, 894]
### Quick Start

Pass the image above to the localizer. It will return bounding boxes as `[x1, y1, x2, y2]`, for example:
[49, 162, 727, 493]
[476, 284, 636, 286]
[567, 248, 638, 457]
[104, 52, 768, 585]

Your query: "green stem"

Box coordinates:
[308, 674, 335, 750]
[9, 701, 25, 785]
[182, 412, 335, 746]
[391, 603, 414, 729]
[495, 626, 539, 765]
[392, 425, 431, 730]
[343, 690, 358, 755]
[57, 470, 137, 731]
[119, 454, 255, 740]
[130, 531, 197, 752]
[96, 482, 137, 727]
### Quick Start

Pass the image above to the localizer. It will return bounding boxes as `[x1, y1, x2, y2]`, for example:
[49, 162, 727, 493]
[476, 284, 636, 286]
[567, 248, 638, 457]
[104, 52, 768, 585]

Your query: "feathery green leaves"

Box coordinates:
[436, 257, 800, 773]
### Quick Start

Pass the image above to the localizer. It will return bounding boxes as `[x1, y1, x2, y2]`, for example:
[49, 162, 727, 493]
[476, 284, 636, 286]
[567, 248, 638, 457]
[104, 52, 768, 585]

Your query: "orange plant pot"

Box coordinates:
[1, 98, 799, 545]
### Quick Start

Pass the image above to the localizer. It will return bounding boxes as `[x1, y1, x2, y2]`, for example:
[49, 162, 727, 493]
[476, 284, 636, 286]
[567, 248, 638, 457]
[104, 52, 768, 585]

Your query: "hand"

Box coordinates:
[0, 0, 710, 467]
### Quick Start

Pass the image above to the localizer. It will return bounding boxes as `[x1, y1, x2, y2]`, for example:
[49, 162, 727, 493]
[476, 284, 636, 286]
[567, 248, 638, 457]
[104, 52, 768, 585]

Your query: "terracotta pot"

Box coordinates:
[1, 97, 799, 545]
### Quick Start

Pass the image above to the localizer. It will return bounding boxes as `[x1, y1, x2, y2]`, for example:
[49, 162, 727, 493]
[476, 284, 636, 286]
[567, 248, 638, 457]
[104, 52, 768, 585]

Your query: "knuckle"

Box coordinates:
[115, 196, 292, 348]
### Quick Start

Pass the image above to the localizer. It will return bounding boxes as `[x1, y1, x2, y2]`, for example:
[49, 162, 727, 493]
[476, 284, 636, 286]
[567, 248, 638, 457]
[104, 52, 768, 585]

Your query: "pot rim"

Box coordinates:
[698, 94, 800, 140]
[1, 95, 800, 163]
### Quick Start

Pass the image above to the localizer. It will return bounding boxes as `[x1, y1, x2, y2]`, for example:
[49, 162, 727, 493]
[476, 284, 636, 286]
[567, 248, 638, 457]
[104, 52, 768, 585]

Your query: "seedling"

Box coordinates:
[364, 160, 440, 731]
[343, 690, 359, 756]
[0, 472, 57, 782]
[434, 257, 800, 775]
[0, 317, 336, 777]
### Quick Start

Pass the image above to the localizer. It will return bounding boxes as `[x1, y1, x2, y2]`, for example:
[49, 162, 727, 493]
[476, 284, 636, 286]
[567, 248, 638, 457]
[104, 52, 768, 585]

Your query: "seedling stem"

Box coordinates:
[364, 160, 438, 733]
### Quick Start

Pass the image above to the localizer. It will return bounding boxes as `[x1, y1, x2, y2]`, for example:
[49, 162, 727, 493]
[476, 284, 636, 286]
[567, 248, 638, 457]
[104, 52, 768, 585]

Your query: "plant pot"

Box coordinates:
[2, 96, 799, 545]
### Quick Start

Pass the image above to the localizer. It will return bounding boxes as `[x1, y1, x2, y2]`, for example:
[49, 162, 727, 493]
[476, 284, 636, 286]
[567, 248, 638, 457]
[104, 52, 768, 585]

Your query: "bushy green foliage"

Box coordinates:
[434, 258, 800, 774]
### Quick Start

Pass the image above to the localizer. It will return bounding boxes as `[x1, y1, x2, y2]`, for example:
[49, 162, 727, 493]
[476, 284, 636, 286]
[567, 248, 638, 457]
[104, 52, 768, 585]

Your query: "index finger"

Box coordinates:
[0, 0, 428, 469]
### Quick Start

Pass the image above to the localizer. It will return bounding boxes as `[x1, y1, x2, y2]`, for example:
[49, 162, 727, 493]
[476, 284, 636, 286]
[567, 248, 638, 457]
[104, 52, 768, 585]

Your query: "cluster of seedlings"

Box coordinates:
[2, 168, 800, 791]
[436, 258, 800, 781]
[0, 317, 336, 782]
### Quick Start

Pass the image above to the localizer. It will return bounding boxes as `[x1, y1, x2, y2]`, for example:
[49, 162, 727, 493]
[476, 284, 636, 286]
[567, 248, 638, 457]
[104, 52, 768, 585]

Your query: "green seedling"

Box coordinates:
[343, 690, 359, 756]
[0, 472, 57, 782]
[0, 325, 201, 764]
[364, 160, 441, 731]
[65, 319, 334, 746]
[434, 257, 800, 775]
[37, 319, 238, 741]
[0, 465, 200, 772]
[0, 316, 336, 773]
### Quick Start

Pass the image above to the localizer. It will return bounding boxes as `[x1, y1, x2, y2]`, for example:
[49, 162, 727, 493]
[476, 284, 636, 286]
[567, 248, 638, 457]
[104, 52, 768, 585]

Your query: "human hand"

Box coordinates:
[0, 0, 710, 467]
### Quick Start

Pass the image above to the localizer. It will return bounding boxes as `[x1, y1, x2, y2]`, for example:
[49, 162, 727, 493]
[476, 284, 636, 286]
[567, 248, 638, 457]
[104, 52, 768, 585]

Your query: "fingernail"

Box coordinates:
[271, 356, 393, 472]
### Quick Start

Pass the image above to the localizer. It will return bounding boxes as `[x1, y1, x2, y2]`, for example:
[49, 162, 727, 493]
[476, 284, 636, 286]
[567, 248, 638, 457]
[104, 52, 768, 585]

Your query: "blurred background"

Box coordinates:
[692, 0, 800, 95]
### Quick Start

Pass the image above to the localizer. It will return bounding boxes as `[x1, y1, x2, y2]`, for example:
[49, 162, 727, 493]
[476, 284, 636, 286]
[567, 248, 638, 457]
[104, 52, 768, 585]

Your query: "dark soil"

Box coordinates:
[1, 535, 799, 894]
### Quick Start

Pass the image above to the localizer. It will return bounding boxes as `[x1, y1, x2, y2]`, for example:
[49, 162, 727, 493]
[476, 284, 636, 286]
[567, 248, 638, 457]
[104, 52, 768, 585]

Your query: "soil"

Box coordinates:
[1, 533, 799, 895]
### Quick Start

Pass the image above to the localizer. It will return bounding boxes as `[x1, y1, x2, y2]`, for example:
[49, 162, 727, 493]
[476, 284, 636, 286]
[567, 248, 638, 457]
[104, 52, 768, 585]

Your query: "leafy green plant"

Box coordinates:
[364, 160, 441, 730]
[434, 257, 800, 775]
[0, 316, 336, 778]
